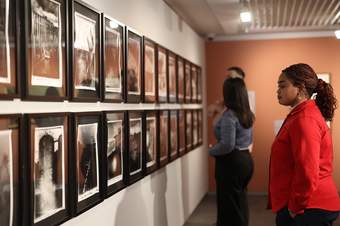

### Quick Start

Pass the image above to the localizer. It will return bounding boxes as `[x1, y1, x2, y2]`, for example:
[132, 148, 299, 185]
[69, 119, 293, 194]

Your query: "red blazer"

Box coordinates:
[268, 100, 340, 213]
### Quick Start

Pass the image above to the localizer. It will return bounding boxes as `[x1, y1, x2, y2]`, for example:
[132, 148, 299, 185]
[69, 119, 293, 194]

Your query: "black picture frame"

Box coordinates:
[23, 0, 68, 101]
[126, 111, 144, 184]
[0, 0, 20, 100]
[25, 113, 70, 226]
[103, 111, 126, 197]
[101, 15, 124, 103]
[191, 64, 198, 103]
[70, 0, 101, 102]
[184, 60, 191, 103]
[197, 67, 202, 103]
[178, 110, 186, 157]
[157, 45, 168, 103]
[71, 112, 103, 215]
[168, 51, 177, 103]
[143, 110, 158, 175]
[143, 37, 157, 103]
[177, 56, 185, 103]
[0, 114, 21, 226]
[185, 109, 192, 152]
[125, 28, 142, 103]
[158, 110, 169, 167]
[169, 110, 178, 161]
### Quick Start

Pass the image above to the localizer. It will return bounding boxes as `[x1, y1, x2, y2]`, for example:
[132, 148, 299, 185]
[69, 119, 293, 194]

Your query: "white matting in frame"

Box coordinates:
[0, 0, 11, 84]
[107, 120, 123, 186]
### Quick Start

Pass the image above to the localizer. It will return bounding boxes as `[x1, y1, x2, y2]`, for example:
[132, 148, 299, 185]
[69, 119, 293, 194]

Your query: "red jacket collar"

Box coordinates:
[288, 99, 315, 116]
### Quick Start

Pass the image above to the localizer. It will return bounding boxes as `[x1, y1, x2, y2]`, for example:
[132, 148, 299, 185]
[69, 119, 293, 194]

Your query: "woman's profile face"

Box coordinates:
[277, 73, 299, 107]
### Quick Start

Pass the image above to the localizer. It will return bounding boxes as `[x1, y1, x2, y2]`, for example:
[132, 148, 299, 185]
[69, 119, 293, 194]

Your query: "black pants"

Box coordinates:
[276, 207, 339, 226]
[215, 150, 254, 226]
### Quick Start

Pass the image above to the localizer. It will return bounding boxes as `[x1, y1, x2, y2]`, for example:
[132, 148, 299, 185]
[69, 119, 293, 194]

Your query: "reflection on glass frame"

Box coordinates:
[168, 51, 177, 103]
[128, 111, 143, 184]
[185, 110, 192, 151]
[25, 0, 67, 100]
[184, 61, 191, 103]
[178, 110, 186, 156]
[169, 110, 178, 161]
[102, 15, 124, 102]
[191, 65, 198, 103]
[0, 0, 19, 99]
[143, 111, 157, 174]
[0, 115, 20, 226]
[157, 45, 167, 103]
[159, 110, 169, 167]
[27, 113, 69, 226]
[126, 29, 142, 103]
[177, 56, 185, 103]
[198, 109, 203, 144]
[74, 113, 102, 214]
[192, 110, 198, 147]
[143, 37, 156, 103]
[197, 67, 202, 103]
[71, 1, 100, 101]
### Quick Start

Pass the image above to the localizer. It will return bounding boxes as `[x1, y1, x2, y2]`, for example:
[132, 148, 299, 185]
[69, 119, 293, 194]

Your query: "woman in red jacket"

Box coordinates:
[269, 63, 340, 226]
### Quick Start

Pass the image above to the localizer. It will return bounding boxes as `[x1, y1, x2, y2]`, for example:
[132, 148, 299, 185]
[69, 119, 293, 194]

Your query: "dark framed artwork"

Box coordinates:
[169, 110, 178, 161]
[177, 56, 185, 103]
[72, 112, 102, 214]
[184, 60, 191, 103]
[104, 111, 125, 197]
[0, 115, 20, 226]
[168, 51, 177, 103]
[157, 45, 168, 103]
[185, 110, 192, 151]
[0, 0, 19, 99]
[126, 29, 142, 103]
[191, 64, 198, 103]
[102, 15, 124, 102]
[158, 110, 169, 167]
[197, 67, 202, 103]
[70, 0, 101, 101]
[143, 37, 156, 103]
[178, 110, 186, 156]
[198, 109, 203, 145]
[26, 113, 70, 226]
[192, 110, 198, 148]
[127, 111, 143, 184]
[143, 111, 157, 174]
[24, 0, 67, 101]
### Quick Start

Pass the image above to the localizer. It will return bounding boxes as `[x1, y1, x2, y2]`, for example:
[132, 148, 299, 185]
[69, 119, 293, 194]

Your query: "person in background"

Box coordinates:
[269, 63, 340, 226]
[209, 78, 255, 226]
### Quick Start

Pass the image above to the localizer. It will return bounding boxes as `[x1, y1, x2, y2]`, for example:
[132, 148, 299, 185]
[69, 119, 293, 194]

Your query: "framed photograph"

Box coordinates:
[169, 110, 178, 161]
[184, 61, 191, 103]
[126, 29, 142, 103]
[143, 111, 157, 174]
[102, 15, 124, 102]
[73, 112, 102, 214]
[143, 37, 156, 103]
[27, 113, 70, 226]
[24, 0, 67, 101]
[192, 110, 198, 147]
[158, 110, 169, 167]
[127, 111, 143, 184]
[177, 56, 185, 103]
[191, 65, 198, 103]
[0, 0, 19, 99]
[71, 0, 101, 101]
[198, 109, 203, 145]
[197, 67, 202, 103]
[178, 110, 186, 156]
[0, 115, 20, 226]
[168, 51, 177, 103]
[157, 45, 167, 103]
[103, 111, 125, 197]
[185, 110, 192, 151]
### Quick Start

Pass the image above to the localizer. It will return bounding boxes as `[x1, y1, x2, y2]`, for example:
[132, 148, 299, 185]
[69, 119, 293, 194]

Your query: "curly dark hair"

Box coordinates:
[282, 63, 337, 121]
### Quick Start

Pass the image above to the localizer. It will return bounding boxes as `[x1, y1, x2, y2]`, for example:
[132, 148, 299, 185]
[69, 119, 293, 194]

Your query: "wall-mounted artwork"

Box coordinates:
[0, 0, 19, 99]
[126, 29, 142, 103]
[177, 56, 185, 103]
[27, 113, 70, 226]
[71, 1, 100, 101]
[191, 65, 197, 103]
[143, 38, 156, 103]
[192, 110, 198, 147]
[185, 110, 192, 151]
[102, 16, 124, 102]
[0, 115, 20, 226]
[159, 110, 169, 167]
[198, 109, 203, 145]
[178, 110, 186, 156]
[197, 67, 202, 103]
[143, 111, 157, 174]
[25, 0, 67, 101]
[168, 51, 177, 103]
[184, 61, 191, 103]
[169, 110, 178, 160]
[157, 45, 167, 103]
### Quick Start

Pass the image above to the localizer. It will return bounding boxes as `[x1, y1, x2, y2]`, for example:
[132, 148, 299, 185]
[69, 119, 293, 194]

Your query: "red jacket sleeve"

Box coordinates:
[288, 116, 321, 213]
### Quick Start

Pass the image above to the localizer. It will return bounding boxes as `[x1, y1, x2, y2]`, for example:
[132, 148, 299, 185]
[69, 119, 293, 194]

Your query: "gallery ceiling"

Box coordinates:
[163, 0, 340, 40]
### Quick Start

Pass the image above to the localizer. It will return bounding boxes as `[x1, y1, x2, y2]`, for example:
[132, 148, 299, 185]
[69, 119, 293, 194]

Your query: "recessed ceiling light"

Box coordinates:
[240, 11, 252, 23]
[335, 30, 340, 39]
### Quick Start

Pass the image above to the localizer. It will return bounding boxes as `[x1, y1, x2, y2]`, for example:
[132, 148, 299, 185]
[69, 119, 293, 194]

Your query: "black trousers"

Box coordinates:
[276, 207, 339, 226]
[215, 150, 254, 226]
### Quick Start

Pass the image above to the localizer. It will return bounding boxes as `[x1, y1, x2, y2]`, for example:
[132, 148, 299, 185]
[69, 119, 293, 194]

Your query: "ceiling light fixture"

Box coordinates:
[335, 30, 340, 39]
[240, 11, 252, 23]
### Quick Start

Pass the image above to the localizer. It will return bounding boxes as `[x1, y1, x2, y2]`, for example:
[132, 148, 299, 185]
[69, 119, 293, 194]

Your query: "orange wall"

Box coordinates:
[206, 37, 340, 192]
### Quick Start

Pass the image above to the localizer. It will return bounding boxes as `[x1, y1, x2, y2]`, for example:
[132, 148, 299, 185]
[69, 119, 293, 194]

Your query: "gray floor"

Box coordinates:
[184, 194, 340, 226]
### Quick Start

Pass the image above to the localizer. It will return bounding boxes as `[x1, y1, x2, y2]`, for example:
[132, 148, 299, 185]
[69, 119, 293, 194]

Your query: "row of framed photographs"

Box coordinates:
[0, 109, 203, 226]
[0, 0, 203, 103]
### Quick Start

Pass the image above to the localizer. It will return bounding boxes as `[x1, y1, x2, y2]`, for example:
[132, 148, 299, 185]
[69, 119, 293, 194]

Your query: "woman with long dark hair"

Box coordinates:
[269, 63, 340, 226]
[209, 77, 255, 226]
